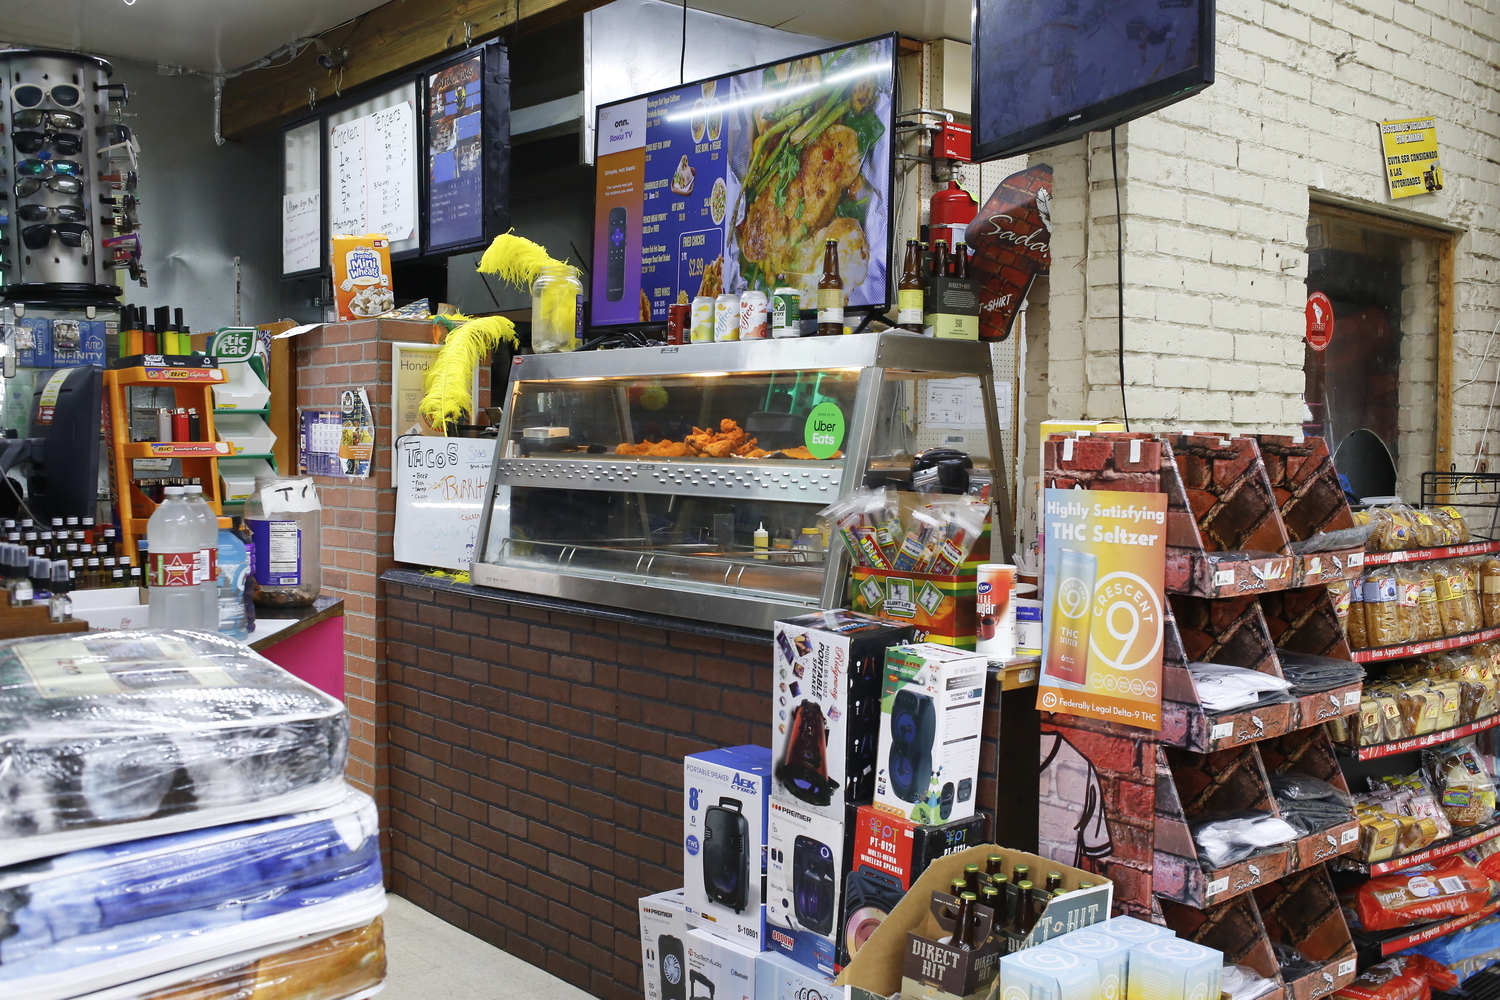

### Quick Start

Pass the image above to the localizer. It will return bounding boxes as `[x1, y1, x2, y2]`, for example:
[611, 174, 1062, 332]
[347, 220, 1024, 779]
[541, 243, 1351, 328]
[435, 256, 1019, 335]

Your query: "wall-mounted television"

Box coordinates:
[591, 34, 897, 327]
[972, 0, 1214, 162]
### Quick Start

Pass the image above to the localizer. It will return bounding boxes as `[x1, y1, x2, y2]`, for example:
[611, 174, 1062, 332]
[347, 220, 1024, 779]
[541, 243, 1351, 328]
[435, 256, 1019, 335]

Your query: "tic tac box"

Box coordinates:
[1125, 937, 1223, 1000]
[1098, 916, 1174, 946]
[1050, 928, 1135, 1000]
[999, 944, 1100, 1000]
[771, 611, 916, 822]
[767, 799, 848, 978]
[756, 948, 844, 1000]
[689, 927, 759, 1000]
[851, 805, 990, 890]
[685, 745, 772, 948]
[640, 889, 693, 1000]
[873, 645, 988, 823]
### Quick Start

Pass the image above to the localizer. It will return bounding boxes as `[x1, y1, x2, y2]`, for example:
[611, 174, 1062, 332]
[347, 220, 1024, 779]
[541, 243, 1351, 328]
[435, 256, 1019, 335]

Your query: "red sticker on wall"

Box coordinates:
[1306, 292, 1334, 351]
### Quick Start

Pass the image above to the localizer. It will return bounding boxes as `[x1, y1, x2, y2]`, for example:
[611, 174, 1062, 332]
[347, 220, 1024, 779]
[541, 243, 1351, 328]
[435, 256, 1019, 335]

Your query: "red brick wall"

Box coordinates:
[382, 578, 1006, 1000]
[292, 319, 490, 815]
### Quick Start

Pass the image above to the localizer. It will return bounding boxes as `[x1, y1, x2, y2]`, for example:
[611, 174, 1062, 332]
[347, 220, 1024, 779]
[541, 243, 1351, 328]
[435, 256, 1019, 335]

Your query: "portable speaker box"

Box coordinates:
[851, 806, 990, 891]
[685, 746, 772, 949]
[771, 611, 916, 822]
[640, 889, 695, 1000]
[756, 948, 844, 1000]
[688, 926, 759, 1000]
[873, 645, 988, 823]
[766, 799, 849, 978]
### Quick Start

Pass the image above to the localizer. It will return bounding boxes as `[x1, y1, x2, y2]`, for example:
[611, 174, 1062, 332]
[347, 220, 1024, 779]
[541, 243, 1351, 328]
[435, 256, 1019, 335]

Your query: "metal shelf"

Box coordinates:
[1348, 818, 1500, 876]
[1341, 711, 1500, 761]
[493, 456, 844, 501]
[1363, 540, 1500, 565]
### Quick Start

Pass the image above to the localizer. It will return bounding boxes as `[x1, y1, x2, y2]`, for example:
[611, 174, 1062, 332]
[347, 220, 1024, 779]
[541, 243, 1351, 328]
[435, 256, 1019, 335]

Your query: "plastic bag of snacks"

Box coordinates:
[1332, 955, 1457, 1000]
[1426, 740, 1499, 827]
[1350, 857, 1499, 931]
[1370, 772, 1455, 841]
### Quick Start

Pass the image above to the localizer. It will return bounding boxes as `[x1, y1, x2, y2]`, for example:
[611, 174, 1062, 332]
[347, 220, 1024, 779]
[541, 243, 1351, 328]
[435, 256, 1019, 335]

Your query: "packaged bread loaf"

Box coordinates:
[1412, 508, 1447, 548]
[1482, 558, 1500, 627]
[1383, 504, 1420, 551]
[1428, 506, 1463, 546]
[1463, 559, 1485, 630]
[1436, 562, 1477, 636]
[1346, 575, 1369, 649]
[1365, 567, 1417, 647]
[1413, 564, 1443, 641]
[1440, 505, 1472, 543]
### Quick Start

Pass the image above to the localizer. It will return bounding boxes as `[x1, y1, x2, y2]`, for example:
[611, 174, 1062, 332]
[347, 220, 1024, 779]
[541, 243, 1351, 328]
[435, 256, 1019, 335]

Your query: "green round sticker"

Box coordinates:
[804, 401, 846, 459]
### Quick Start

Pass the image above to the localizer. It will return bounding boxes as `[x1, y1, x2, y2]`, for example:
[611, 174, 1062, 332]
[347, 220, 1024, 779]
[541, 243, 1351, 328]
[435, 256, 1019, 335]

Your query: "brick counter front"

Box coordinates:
[382, 573, 1011, 999]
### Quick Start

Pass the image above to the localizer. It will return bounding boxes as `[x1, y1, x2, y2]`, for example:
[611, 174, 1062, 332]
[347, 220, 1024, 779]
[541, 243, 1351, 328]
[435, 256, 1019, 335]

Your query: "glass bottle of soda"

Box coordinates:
[816, 239, 844, 336]
[897, 239, 924, 333]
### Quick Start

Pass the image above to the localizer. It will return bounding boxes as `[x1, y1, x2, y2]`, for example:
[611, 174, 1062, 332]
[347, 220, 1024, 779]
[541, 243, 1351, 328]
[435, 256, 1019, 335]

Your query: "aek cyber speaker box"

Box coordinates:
[777, 700, 840, 807]
[703, 796, 749, 913]
[690, 969, 715, 1000]
[887, 690, 936, 803]
[792, 834, 836, 936]
[842, 865, 907, 963]
[660, 934, 686, 1000]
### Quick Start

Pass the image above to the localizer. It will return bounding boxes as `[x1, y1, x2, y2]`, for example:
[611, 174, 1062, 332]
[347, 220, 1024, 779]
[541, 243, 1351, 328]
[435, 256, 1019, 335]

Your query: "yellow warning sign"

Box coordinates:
[1380, 117, 1443, 199]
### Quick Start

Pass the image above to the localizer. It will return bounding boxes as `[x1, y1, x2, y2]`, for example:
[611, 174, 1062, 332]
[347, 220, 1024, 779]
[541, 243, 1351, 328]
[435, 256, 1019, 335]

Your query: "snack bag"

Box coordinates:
[1333, 955, 1455, 1000]
[1351, 858, 1497, 931]
[1427, 740, 1498, 827]
[332, 234, 394, 321]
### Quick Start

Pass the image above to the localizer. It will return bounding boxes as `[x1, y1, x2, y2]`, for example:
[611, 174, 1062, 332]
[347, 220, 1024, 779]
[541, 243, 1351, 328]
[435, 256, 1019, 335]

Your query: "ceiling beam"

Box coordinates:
[221, 0, 607, 141]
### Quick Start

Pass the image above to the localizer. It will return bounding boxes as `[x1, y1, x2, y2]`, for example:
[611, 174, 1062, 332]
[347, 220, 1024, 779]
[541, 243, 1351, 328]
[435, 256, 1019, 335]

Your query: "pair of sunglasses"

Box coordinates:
[96, 123, 132, 144]
[12, 131, 82, 156]
[21, 223, 88, 250]
[98, 170, 138, 191]
[11, 84, 82, 110]
[16, 159, 82, 178]
[17, 203, 85, 223]
[15, 174, 81, 195]
[13, 109, 83, 130]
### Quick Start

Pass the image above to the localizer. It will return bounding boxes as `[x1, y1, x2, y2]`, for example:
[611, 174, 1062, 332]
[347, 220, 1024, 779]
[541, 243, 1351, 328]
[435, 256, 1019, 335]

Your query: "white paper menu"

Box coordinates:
[328, 100, 416, 241]
[282, 191, 321, 273]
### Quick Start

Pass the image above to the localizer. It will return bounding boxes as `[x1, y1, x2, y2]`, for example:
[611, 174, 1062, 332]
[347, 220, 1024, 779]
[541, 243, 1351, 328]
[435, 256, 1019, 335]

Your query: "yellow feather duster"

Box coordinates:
[418, 316, 519, 429]
[475, 231, 579, 339]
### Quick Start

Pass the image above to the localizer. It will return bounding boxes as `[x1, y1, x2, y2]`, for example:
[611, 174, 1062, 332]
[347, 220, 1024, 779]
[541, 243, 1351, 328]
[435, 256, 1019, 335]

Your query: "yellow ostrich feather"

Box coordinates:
[418, 316, 519, 429]
[475, 231, 579, 338]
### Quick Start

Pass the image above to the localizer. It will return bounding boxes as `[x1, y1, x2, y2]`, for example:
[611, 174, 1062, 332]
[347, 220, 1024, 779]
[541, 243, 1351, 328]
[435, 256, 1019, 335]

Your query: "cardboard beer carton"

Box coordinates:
[998, 944, 1100, 1000]
[1050, 928, 1136, 1000]
[901, 890, 1004, 1000]
[1125, 937, 1223, 1000]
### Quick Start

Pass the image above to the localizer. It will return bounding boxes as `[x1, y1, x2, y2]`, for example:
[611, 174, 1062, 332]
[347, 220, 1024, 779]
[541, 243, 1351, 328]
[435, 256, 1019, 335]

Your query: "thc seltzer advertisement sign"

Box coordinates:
[1036, 488, 1167, 730]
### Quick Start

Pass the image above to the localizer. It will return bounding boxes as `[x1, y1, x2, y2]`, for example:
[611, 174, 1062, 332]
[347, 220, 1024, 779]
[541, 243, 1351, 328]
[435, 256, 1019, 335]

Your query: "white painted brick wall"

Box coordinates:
[1030, 0, 1500, 482]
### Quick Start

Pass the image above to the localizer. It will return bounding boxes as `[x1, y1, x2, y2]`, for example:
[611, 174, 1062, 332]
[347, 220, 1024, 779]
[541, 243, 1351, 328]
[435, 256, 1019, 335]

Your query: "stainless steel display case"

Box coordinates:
[471, 333, 1011, 630]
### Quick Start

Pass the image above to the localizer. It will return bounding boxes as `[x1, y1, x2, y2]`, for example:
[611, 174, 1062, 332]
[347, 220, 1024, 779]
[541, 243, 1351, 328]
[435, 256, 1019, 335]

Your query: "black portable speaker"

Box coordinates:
[887, 690, 937, 803]
[777, 700, 840, 806]
[840, 865, 906, 964]
[792, 834, 836, 935]
[690, 969, 715, 1000]
[659, 933, 685, 1000]
[703, 796, 749, 912]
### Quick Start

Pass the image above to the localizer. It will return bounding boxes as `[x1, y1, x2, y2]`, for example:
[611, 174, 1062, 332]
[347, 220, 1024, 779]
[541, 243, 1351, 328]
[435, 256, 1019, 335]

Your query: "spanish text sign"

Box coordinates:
[1380, 117, 1443, 199]
[1036, 488, 1167, 730]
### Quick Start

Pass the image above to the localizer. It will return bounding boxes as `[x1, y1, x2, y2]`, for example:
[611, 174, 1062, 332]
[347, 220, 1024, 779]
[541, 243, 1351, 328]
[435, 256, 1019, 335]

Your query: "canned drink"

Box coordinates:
[772, 286, 801, 338]
[714, 293, 739, 342]
[740, 290, 769, 340]
[690, 296, 715, 343]
[975, 563, 1016, 659]
[666, 303, 690, 344]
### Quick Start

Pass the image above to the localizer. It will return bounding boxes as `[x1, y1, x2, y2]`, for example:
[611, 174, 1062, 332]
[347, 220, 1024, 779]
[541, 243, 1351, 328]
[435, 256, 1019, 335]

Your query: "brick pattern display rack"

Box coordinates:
[378, 569, 1020, 1000]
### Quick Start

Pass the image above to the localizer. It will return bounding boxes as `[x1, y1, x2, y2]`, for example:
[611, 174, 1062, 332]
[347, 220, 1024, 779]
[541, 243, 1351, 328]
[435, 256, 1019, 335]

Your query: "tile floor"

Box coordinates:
[382, 894, 596, 1000]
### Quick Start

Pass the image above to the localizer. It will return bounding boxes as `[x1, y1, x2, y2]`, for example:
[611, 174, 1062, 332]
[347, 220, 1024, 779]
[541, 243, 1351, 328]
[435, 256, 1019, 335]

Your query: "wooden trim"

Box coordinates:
[262, 322, 297, 474]
[1438, 235, 1455, 475]
[221, 0, 608, 140]
[1309, 201, 1457, 242]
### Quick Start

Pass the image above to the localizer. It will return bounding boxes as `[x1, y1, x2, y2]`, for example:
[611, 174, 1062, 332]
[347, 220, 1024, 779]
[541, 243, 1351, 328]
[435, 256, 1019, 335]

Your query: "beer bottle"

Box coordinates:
[1012, 880, 1034, 934]
[816, 239, 844, 335]
[963, 863, 983, 895]
[955, 242, 971, 278]
[932, 240, 950, 281]
[979, 884, 1002, 942]
[951, 891, 977, 950]
[1045, 871, 1063, 892]
[1030, 887, 1052, 934]
[985, 853, 1005, 876]
[897, 239, 924, 333]
[1077, 882, 1095, 890]
[949, 877, 968, 896]
[1011, 864, 1030, 886]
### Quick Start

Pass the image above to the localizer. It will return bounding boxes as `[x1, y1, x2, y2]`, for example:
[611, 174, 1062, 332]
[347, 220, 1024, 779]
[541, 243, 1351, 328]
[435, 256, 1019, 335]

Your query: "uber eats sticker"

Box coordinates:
[804, 401, 845, 459]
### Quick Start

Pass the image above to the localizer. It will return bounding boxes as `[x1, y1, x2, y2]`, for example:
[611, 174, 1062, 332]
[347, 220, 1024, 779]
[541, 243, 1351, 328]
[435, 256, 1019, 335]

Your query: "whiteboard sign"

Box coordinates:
[329, 101, 416, 242]
[394, 435, 497, 571]
[282, 191, 321, 274]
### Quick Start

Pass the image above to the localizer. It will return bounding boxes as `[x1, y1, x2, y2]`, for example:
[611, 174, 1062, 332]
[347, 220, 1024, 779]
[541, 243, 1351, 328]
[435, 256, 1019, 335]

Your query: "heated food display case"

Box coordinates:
[471, 334, 1011, 629]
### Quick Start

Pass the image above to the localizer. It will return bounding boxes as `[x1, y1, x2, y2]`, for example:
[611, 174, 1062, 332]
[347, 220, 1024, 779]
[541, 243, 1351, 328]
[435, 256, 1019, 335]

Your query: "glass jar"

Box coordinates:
[530, 264, 583, 354]
[242, 475, 322, 607]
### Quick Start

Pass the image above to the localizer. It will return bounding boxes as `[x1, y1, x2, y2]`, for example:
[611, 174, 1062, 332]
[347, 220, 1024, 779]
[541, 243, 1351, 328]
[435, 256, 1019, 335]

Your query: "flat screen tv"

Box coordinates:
[972, 0, 1215, 162]
[591, 34, 897, 327]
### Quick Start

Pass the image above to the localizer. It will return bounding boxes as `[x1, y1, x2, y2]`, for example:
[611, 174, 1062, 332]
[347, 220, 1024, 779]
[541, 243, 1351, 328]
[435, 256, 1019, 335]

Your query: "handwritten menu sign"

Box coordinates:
[282, 191, 321, 273]
[393, 436, 498, 571]
[329, 101, 416, 242]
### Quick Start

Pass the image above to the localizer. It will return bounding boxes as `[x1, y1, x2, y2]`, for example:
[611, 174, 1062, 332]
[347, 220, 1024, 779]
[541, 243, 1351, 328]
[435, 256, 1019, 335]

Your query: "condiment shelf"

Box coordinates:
[1355, 902, 1500, 961]
[1341, 817, 1500, 876]
[1350, 625, 1500, 662]
[1363, 540, 1500, 565]
[1338, 711, 1500, 760]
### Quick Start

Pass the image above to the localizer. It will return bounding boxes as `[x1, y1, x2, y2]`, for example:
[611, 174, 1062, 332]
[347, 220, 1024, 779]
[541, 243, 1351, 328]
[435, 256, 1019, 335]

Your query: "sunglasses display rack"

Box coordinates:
[0, 49, 132, 312]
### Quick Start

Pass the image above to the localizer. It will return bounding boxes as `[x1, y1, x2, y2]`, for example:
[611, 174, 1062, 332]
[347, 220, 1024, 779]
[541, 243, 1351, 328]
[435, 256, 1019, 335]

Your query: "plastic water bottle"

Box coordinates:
[148, 487, 212, 628]
[216, 527, 250, 640]
[182, 485, 220, 626]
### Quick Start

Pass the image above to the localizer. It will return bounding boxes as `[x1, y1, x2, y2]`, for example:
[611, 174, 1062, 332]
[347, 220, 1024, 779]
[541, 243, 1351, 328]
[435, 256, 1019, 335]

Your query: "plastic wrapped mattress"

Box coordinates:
[74, 917, 388, 1000]
[0, 629, 349, 865]
[0, 786, 385, 1000]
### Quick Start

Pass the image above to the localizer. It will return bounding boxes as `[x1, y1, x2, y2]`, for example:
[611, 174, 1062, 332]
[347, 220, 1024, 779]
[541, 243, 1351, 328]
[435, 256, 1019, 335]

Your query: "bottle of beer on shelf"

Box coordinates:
[979, 884, 1002, 943]
[963, 863, 983, 895]
[1012, 880, 1033, 934]
[954, 242, 971, 278]
[932, 240, 951, 281]
[1044, 871, 1063, 892]
[897, 239, 924, 333]
[951, 892, 977, 950]
[816, 239, 844, 335]
[985, 854, 1005, 877]
[949, 877, 968, 896]
[1011, 863, 1029, 886]
[1030, 886, 1052, 933]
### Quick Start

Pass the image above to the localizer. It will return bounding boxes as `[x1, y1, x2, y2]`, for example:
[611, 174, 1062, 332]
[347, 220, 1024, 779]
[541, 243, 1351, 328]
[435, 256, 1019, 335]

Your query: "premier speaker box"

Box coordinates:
[688, 926, 759, 1000]
[685, 746, 770, 947]
[767, 799, 849, 978]
[771, 612, 915, 822]
[873, 645, 988, 823]
[639, 889, 694, 1000]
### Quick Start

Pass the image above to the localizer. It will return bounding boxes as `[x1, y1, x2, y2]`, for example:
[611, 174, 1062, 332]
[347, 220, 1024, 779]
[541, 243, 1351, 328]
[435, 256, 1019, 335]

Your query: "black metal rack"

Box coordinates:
[1422, 471, 1500, 542]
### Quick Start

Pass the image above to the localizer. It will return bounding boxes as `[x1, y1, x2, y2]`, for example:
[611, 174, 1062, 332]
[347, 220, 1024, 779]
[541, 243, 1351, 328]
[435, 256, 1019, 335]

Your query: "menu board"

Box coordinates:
[427, 56, 485, 249]
[328, 100, 417, 243]
[592, 35, 895, 326]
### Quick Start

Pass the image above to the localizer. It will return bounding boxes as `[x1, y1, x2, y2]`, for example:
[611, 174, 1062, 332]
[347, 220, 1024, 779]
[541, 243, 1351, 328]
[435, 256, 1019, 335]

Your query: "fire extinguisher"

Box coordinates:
[930, 181, 977, 255]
